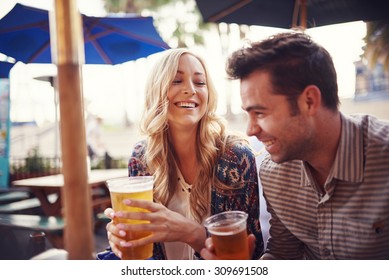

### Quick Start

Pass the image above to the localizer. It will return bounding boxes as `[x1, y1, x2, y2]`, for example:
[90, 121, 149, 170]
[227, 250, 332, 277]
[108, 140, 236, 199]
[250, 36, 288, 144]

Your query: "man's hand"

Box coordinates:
[200, 233, 257, 260]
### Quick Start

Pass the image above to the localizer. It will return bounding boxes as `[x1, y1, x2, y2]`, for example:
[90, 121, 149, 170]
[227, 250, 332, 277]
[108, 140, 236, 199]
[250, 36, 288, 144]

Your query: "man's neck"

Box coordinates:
[306, 111, 342, 190]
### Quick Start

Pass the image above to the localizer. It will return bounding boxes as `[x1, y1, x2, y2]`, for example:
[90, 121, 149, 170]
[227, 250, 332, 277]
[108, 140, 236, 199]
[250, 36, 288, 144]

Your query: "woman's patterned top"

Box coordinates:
[96, 139, 264, 260]
[128, 140, 263, 260]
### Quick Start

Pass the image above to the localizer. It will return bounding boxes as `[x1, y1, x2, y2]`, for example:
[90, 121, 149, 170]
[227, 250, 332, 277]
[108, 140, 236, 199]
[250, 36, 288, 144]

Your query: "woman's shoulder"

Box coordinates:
[129, 140, 149, 176]
[131, 139, 147, 157]
[215, 135, 258, 185]
[222, 135, 255, 161]
[216, 136, 256, 172]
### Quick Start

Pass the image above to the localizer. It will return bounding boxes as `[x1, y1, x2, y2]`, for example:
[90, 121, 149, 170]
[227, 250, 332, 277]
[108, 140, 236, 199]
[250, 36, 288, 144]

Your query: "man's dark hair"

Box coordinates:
[226, 32, 339, 112]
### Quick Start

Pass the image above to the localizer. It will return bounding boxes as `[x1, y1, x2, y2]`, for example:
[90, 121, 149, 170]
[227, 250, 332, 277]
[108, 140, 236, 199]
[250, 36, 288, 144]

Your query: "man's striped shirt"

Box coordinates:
[259, 113, 389, 259]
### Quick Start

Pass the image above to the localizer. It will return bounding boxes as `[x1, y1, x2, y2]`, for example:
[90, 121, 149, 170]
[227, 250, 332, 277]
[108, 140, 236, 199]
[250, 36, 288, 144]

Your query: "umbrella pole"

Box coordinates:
[300, 0, 307, 30]
[50, 0, 94, 259]
[292, 0, 307, 30]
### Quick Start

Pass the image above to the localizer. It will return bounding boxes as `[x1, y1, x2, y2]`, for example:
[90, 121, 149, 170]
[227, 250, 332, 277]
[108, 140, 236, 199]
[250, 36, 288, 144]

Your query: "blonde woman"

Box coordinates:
[99, 48, 263, 260]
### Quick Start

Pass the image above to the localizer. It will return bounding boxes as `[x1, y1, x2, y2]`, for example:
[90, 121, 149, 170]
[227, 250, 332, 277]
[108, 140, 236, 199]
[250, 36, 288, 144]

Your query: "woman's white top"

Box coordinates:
[164, 167, 195, 260]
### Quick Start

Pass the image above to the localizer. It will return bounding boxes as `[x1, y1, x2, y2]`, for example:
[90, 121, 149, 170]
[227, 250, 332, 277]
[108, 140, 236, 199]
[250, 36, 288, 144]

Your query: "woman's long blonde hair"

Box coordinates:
[140, 48, 245, 222]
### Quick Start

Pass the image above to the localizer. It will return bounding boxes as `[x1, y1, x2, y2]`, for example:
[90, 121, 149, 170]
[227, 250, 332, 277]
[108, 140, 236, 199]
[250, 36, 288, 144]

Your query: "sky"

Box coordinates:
[0, 0, 367, 125]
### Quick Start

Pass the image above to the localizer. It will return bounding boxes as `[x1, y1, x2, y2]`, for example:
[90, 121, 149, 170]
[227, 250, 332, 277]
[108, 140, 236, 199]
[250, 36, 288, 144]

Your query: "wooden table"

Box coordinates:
[11, 169, 128, 217]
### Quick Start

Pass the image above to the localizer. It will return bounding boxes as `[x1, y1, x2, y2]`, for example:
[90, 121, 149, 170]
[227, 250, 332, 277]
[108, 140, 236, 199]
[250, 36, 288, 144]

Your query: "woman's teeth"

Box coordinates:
[177, 102, 196, 108]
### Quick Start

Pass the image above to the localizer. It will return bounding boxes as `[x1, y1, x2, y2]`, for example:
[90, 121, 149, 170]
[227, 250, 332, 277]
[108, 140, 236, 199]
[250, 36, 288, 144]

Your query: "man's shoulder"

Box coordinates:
[346, 114, 389, 144]
[259, 157, 303, 190]
[347, 114, 389, 132]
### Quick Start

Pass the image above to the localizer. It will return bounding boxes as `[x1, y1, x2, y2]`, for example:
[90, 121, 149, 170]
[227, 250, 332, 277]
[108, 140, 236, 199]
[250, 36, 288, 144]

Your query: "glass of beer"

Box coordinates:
[106, 176, 154, 260]
[204, 210, 249, 260]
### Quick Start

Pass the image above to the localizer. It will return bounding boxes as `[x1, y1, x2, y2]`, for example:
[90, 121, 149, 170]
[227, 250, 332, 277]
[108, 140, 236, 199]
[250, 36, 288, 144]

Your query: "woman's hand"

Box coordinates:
[105, 199, 207, 257]
[104, 207, 127, 259]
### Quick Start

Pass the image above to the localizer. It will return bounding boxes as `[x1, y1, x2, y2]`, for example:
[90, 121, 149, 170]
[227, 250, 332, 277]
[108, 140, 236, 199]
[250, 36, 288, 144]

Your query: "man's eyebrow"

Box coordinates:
[241, 105, 266, 112]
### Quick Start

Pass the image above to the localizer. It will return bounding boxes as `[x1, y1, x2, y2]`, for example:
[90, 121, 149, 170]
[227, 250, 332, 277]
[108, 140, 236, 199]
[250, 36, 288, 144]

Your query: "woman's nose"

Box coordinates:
[183, 81, 196, 94]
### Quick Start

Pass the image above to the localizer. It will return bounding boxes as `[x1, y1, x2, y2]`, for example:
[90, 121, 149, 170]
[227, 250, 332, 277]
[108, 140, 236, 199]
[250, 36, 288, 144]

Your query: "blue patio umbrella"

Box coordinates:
[0, 3, 169, 64]
[0, 61, 14, 78]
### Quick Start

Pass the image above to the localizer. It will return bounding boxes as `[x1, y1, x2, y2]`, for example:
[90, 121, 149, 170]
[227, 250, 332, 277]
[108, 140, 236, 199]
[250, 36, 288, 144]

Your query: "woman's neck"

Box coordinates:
[169, 126, 198, 184]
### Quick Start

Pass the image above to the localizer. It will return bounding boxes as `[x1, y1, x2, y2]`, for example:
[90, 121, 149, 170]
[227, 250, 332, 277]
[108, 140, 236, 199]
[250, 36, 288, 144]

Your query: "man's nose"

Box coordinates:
[246, 118, 261, 137]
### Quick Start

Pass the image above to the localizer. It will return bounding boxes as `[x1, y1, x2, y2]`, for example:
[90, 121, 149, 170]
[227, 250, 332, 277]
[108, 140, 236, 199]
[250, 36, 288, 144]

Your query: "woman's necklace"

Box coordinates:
[178, 177, 192, 194]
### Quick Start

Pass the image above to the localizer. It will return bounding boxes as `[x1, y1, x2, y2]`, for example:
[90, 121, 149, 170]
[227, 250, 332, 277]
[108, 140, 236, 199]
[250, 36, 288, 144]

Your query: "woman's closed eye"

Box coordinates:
[171, 80, 205, 86]
[195, 80, 206, 86]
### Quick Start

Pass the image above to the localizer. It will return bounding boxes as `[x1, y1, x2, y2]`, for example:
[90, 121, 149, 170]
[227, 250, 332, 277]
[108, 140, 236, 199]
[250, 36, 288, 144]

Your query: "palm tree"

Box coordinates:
[102, 0, 209, 48]
[102, 0, 137, 13]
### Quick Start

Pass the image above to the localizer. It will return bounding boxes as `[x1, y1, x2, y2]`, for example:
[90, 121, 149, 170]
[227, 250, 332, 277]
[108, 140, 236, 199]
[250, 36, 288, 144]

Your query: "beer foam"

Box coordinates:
[107, 177, 153, 193]
[207, 227, 244, 236]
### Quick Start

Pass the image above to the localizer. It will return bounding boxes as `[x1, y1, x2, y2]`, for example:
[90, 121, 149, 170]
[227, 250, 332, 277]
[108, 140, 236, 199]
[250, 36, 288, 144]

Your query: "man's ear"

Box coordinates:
[299, 85, 321, 115]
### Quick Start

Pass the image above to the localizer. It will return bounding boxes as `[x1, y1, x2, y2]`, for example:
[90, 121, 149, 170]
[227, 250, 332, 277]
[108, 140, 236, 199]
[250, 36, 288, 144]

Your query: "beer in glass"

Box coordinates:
[204, 210, 249, 260]
[106, 176, 154, 260]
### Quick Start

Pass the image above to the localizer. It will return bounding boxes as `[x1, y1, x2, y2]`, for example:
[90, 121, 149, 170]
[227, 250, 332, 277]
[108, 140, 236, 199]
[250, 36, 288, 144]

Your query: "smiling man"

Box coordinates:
[234, 32, 389, 260]
[203, 32, 389, 260]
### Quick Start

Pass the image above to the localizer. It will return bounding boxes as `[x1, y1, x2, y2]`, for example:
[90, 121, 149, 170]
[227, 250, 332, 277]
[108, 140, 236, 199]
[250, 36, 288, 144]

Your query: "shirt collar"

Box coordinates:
[331, 113, 364, 183]
[300, 113, 364, 186]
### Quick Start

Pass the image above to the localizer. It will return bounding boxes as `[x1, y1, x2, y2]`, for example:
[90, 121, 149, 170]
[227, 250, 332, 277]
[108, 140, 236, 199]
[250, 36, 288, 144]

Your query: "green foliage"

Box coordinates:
[10, 147, 53, 174]
[104, 0, 136, 13]
[24, 147, 48, 172]
[104, 0, 191, 13]
[91, 156, 128, 170]
[133, 0, 181, 11]
[102, 0, 211, 48]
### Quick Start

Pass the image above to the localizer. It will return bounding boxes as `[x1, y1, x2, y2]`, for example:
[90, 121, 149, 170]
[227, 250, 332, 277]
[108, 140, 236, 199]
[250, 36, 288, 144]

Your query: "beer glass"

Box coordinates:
[106, 176, 154, 260]
[204, 210, 249, 260]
